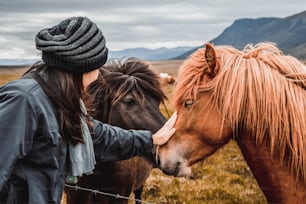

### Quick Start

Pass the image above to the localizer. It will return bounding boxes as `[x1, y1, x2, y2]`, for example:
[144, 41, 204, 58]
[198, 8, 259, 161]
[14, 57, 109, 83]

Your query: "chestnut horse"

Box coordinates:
[66, 58, 167, 204]
[159, 72, 176, 86]
[157, 43, 306, 203]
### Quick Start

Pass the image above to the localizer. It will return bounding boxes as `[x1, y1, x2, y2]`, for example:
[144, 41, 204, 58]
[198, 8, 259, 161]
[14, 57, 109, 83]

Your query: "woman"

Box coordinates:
[0, 16, 176, 203]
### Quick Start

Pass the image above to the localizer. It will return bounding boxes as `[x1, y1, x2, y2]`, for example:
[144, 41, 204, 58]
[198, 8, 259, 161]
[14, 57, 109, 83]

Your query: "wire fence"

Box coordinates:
[65, 184, 157, 204]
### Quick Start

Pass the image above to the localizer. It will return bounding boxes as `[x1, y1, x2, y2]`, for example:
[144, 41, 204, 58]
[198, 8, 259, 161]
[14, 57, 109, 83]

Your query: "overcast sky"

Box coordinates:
[0, 0, 305, 59]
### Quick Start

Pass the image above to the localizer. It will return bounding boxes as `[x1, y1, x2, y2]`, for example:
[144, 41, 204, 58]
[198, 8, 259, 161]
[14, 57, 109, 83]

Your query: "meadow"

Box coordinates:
[0, 61, 267, 204]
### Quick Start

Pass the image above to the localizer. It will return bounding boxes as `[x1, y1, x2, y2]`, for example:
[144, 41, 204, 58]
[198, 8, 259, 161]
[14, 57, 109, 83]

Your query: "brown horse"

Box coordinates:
[159, 72, 176, 86]
[157, 43, 306, 203]
[66, 58, 167, 204]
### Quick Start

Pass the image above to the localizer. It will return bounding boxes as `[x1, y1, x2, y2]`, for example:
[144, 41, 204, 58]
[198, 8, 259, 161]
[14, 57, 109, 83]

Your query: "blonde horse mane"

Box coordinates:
[174, 42, 306, 181]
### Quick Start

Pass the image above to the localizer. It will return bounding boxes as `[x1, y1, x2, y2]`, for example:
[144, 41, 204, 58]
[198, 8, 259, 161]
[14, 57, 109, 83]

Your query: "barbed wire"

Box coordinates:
[65, 184, 157, 204]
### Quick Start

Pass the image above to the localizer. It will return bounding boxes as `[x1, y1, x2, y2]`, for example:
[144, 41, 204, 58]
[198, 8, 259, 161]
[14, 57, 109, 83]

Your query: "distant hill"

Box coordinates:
[0, 59, 38, 66]
[175, 10, 306, 60]
[109, 47, 194, 61]
[0, 47, 193, 66]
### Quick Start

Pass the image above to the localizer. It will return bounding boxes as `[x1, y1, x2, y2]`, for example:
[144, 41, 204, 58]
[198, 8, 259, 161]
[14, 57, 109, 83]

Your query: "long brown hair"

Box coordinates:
[24, 62, 86, 144]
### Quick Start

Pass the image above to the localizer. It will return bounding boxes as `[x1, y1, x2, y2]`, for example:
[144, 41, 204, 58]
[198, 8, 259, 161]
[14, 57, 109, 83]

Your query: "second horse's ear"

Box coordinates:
[204, 43, 218, 76]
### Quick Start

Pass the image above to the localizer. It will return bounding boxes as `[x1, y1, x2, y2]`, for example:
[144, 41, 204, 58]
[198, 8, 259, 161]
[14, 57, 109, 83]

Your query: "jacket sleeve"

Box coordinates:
[90, 118, 154, 162]
[0, 89, 36, 190]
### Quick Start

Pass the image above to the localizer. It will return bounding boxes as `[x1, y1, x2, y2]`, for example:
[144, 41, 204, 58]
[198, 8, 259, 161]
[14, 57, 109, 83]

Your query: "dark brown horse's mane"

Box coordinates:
[87, 58, 167, 122]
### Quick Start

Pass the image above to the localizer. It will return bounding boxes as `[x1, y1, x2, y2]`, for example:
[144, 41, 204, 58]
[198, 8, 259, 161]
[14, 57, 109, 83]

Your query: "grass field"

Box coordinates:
[0, 61, 267, 204]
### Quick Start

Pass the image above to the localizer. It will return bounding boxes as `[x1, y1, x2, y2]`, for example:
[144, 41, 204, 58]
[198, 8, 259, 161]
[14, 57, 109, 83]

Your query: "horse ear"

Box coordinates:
[204, 43, 218, 76]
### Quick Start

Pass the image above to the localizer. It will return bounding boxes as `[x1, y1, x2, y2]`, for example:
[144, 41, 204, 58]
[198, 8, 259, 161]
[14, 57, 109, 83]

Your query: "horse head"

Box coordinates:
[87, 58, 167, 133]
[157, 43, 232, 178]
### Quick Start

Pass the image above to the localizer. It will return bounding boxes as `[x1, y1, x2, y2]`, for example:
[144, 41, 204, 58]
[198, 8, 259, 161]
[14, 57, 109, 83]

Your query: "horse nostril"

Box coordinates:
[155, 154, 161, 166]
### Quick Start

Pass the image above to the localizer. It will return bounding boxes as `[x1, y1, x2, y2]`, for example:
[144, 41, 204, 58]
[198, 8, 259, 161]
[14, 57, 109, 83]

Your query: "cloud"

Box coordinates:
[0, 0, 304, 58]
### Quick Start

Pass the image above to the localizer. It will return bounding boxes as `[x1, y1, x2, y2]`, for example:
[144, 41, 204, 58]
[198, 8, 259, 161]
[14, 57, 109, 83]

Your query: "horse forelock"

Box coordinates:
[175, 43, 306, 181]
[173, 48, 208, 108]
[91, 58, 166, 108]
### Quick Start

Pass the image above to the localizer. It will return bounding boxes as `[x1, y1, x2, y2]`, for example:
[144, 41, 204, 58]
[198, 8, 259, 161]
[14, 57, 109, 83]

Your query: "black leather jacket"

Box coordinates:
[0, 74, 153, 203]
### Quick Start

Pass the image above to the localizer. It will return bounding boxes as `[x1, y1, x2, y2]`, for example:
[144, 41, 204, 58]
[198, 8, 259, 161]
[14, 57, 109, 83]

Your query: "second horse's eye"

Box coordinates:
[122, 98, 136, 106]
[184, 99, 194, 108]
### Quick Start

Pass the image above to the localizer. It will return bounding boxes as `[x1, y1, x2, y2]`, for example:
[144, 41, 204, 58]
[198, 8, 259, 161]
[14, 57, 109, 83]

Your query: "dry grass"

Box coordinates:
[142, 140, 266, 204]
[0, 61, 268, 204]
[0, 66, 29, 85]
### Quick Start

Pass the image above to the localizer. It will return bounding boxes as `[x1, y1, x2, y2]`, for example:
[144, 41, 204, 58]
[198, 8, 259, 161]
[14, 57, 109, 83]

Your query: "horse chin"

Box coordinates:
[161, 162, 193, 179]
[177, 165, 193, 179]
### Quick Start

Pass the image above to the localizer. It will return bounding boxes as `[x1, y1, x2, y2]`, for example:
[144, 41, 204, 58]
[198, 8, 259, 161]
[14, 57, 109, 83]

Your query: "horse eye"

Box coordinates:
[122, 98, 136, 106]
[184, 99, 194, 108]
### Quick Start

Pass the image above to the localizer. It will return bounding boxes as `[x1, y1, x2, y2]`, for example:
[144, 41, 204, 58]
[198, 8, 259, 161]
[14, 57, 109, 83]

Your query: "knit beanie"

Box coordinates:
[36, 16, 108, 73]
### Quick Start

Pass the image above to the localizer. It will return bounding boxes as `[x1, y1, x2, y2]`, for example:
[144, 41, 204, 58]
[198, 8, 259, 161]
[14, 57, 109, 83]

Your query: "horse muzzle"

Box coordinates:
[157, 156, 193, 178]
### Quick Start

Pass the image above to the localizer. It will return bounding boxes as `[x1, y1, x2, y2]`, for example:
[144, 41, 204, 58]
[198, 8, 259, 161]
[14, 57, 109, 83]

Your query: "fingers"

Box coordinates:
[153, 127, 177, 145]
[166, 128, 176, 139]
[157, 128, 176, 145]
[152, 111, 178, 145]
[165, 111, 177, 128]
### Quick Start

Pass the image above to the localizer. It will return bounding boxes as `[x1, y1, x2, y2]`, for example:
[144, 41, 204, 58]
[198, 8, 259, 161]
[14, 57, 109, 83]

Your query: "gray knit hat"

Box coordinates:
[36, 16, 108, 73]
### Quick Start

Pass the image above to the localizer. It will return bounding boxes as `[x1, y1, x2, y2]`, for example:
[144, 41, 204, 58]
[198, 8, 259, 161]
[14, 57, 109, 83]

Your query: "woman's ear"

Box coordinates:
[204, 43, 218, 76]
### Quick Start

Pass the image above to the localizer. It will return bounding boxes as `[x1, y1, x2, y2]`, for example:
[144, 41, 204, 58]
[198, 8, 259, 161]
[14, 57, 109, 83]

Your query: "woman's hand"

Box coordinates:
[153, 112, 177, 145]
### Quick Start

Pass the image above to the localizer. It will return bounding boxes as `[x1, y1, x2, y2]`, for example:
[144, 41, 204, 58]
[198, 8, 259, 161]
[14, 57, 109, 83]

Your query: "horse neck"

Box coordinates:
[236, 132, 306, 203]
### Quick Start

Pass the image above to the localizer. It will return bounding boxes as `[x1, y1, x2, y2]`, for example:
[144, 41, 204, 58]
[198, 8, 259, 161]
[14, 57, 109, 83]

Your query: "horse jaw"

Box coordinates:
[157, 130, 228, 179]
[176, 163, 193, 178]
[157, 144, 195, 178]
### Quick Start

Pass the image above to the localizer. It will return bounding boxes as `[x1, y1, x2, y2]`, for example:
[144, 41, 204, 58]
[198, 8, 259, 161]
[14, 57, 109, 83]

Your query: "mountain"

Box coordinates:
[175, 10, 306, 60]
[0, 47, 194, 66]
[109, 47, 194, 61]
